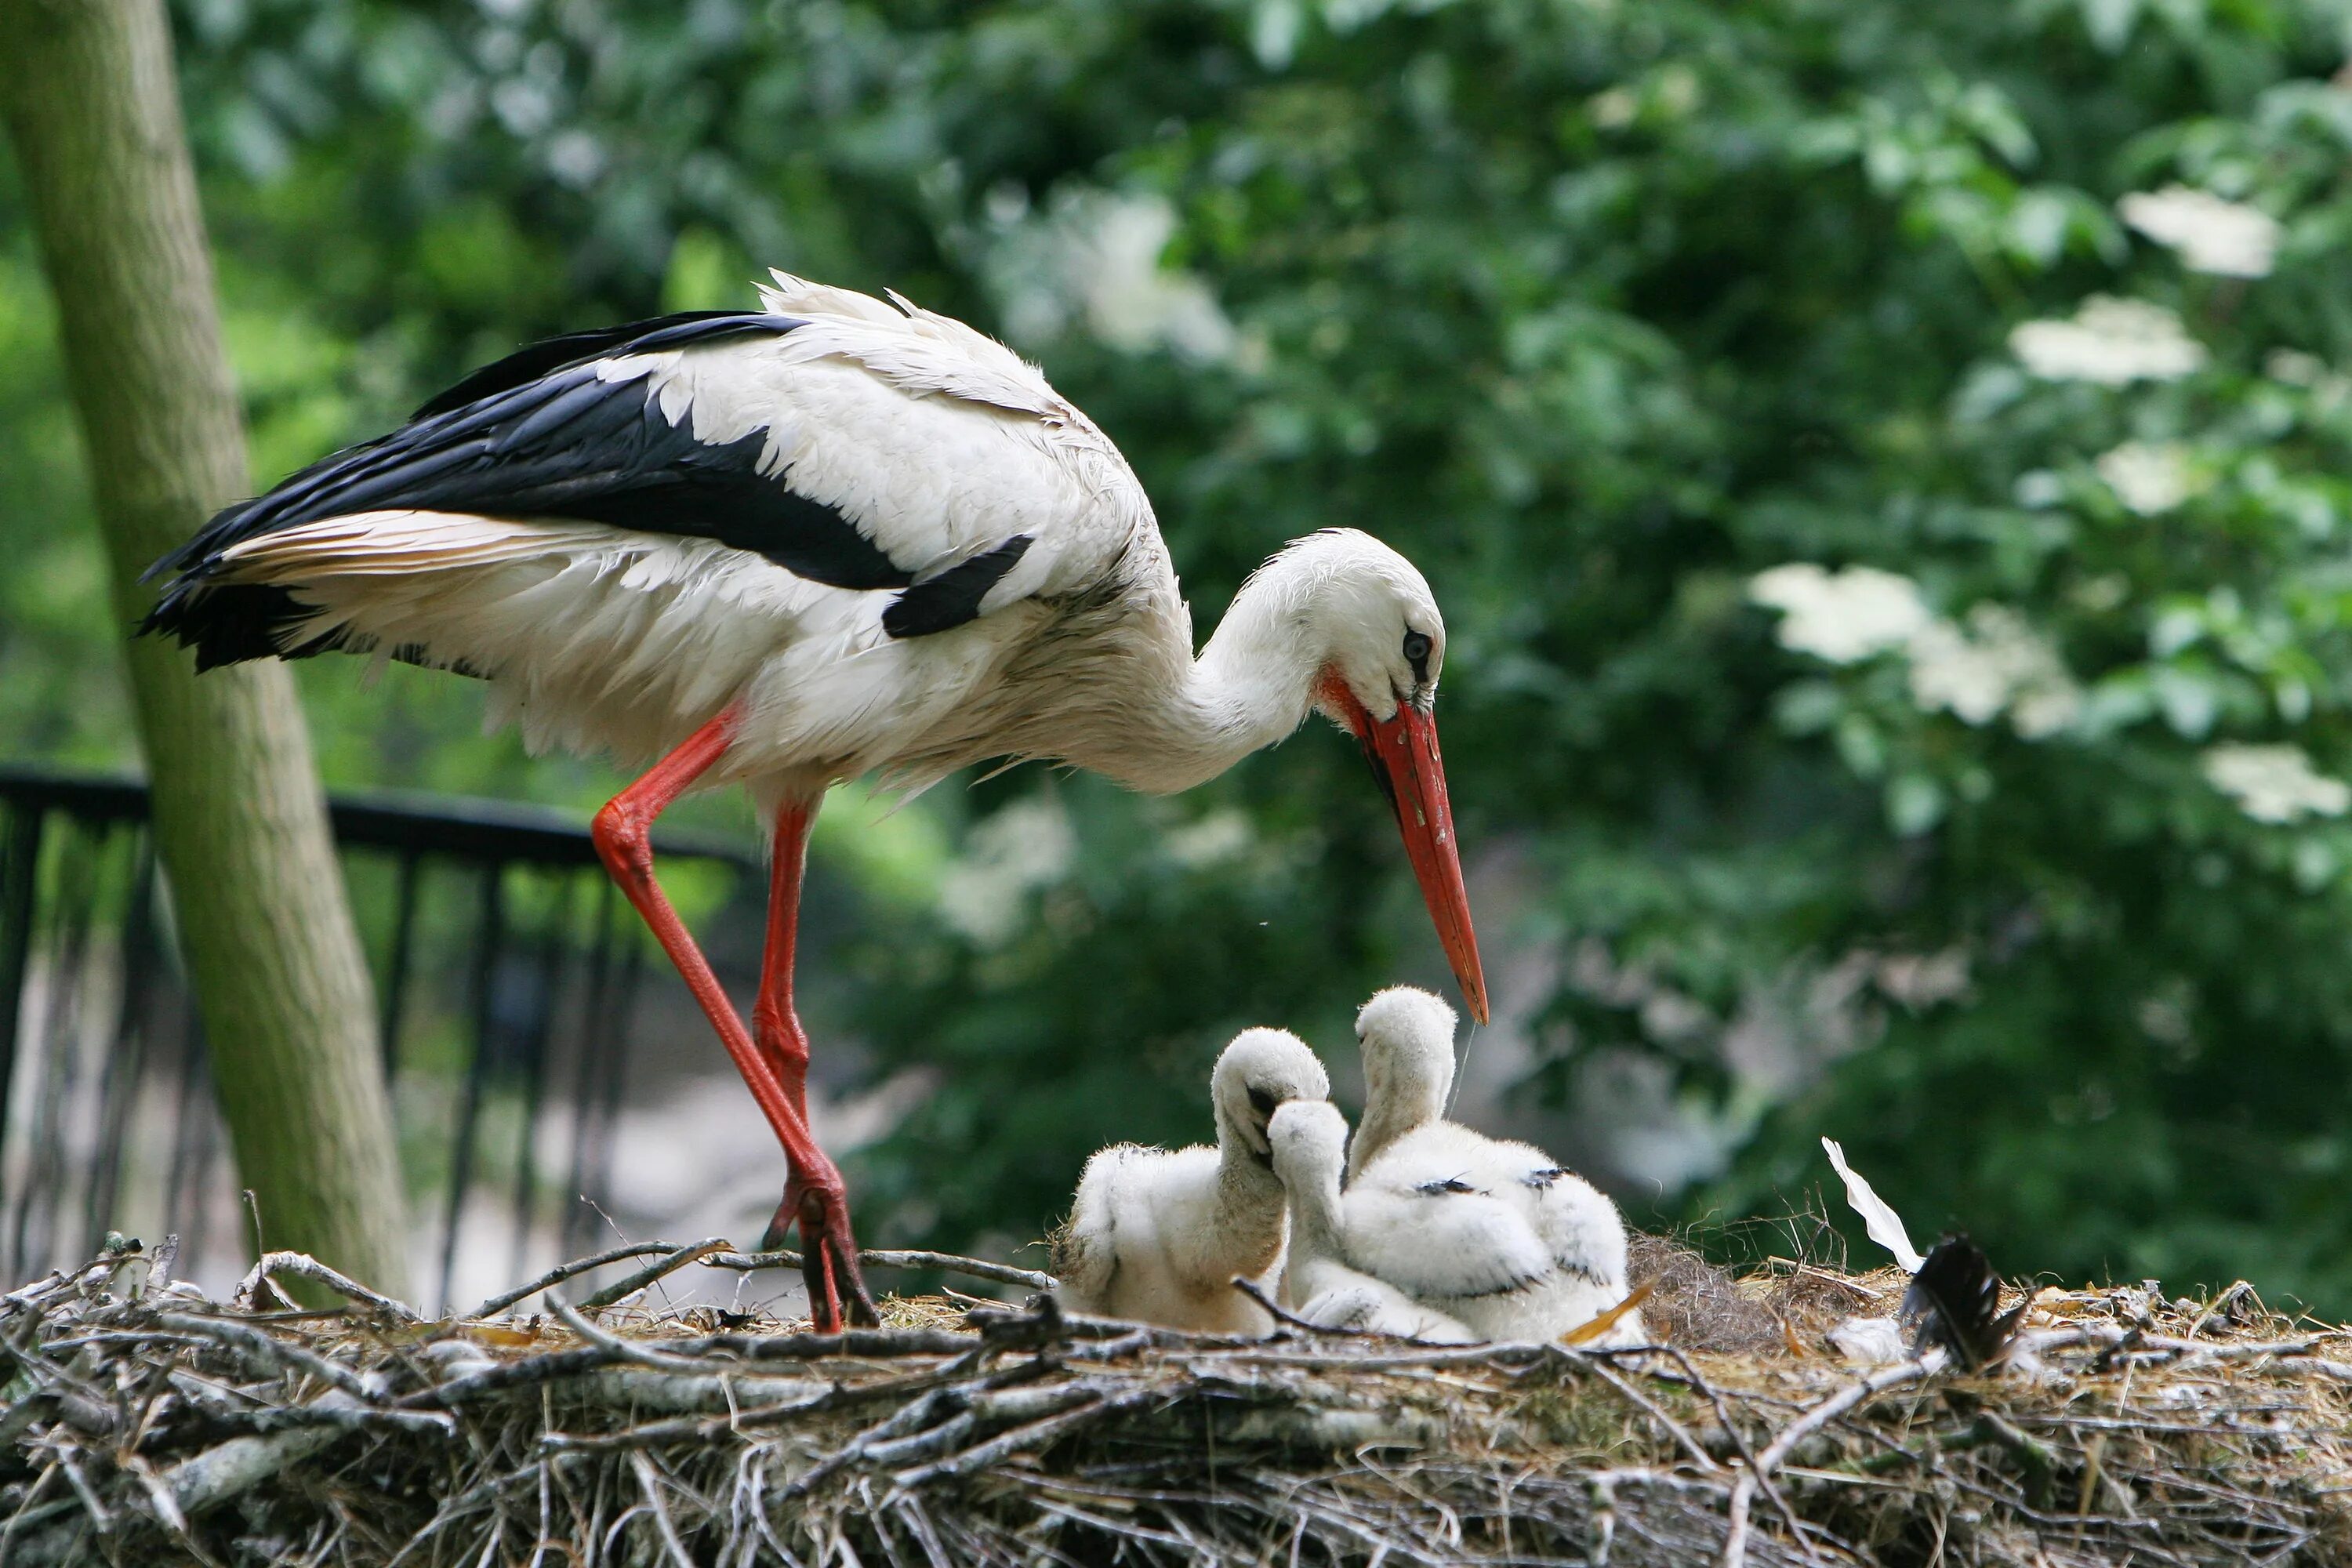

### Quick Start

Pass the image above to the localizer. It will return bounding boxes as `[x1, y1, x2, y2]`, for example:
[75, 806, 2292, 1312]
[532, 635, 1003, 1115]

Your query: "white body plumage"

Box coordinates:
[180, 274, 1446, 808]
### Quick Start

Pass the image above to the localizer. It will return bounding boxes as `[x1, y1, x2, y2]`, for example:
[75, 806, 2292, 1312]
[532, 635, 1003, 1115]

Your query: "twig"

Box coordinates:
[707, 1247, 1057, 1292]
[394, 1346, 616, 1409]
[231, 1252, 418, 1321]
[1230, 1277, 1373, 1338]
[576, 1239, 733, 1312]
[183, 1401, 456, 1439]
[539, 1380, 917, 1453]
[1721, 1357, 1937, 1568]
[471, 1242, 684, 1319]
[549, 1296, 720, 1373]
[1647, 1343, 1830, 1568]
[153, 1312, 376, 1402]
[168, 1397, 365, 1514]
[778, 1388, 960, 1502]
[662, 1327, 978, 1361]
[629, 1452, 696, 1568]
[1572, 1350, 1722, 1478]
[892, 1388, 1159, 1489]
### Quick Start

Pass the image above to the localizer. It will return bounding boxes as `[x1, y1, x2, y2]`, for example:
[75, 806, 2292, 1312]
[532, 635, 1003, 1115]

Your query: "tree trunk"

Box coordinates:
[0, 0, 411, 1297]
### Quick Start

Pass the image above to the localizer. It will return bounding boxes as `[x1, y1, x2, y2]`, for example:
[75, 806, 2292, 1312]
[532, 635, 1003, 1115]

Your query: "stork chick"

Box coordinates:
[1348, 986, 1646, 1346]
[1269, 1100, 1473, 1342]
[1053, 1028, 1329, 1334]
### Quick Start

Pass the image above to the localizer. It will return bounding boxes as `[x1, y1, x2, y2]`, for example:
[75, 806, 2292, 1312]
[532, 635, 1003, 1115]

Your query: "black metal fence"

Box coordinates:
[0, 765, 753, 1308]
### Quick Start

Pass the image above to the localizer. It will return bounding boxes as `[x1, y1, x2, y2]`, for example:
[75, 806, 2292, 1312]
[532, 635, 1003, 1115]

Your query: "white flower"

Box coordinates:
[938, 797, 1074, 946]
[2010, 296, 2206, 385]
[1748, 564, 1931, 664]
[1756, 569, 2082, 738]
[2201, 743, 2350, 824]
[2096, 441, 2195, 514]
[2119, 186, 2281, 278]
[992, 190, 1236, 363]
[1907, 605, 2081, 737]
[2265, 348, 2327, 386]
[1163, 810, 1254, 869]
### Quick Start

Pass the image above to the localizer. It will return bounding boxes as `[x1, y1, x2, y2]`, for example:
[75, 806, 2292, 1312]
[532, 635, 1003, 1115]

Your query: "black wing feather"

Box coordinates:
[410, 310, 775, 419]
[143, 308, 1040, 669]
[1901, 1232, 2030, 1370]
[882, 536, 1034, 639]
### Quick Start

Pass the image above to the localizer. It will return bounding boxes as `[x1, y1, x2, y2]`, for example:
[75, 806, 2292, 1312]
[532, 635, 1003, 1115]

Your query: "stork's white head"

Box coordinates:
[1210, 1027, 1331, 1164]
[1263, 530, 1450, 725]
[1246, 531, 1487, 1026]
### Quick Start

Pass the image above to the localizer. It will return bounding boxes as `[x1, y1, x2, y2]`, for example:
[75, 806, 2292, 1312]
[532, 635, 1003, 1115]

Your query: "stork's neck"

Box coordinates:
[1348, 1051, 1454, 1183]
[1210, 1104, 1283, 1207]
[1281, 1159, 1348, 1274]
[1101, 567, 1325, 795]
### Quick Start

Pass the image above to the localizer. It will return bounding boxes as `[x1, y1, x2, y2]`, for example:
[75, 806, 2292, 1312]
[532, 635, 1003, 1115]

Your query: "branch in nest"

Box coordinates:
[706, 1247, 1057, 1292]
[1720, 1356, 1938, 1568]
[470, 1240, 687, 1319]
[575, 1239, 734, 1312]
[231, 1253, 417, 1321]
[891, 1387, 1161, 1490]
[153, 1312, 377, 1402]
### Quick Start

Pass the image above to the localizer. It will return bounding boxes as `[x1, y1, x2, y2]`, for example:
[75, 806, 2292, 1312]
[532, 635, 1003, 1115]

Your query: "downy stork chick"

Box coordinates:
[1347, 985, 1462, 1181]
[140, 275, 1492, 1332]
[1269, 1100, 1473, 1342]
[1053, 1028, 1330, 1334]
[1348, 986, 1646, 1346]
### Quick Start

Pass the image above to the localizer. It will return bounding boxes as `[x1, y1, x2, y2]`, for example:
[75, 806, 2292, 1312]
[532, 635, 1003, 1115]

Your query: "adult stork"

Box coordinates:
[140, 272, 1489, 1330]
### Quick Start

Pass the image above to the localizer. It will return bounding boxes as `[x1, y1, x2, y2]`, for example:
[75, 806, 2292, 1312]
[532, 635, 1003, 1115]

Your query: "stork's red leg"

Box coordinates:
[751, 798, 877, 1324]
[587, 713, 873, 1330]
[753, 800, 818, 1114]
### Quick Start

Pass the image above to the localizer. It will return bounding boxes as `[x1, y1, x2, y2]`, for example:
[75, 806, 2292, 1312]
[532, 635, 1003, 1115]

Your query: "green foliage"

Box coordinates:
[9, 0, 2352, 1305]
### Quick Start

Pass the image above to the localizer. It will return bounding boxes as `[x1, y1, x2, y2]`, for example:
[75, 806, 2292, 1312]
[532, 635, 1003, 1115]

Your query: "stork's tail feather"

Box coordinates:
[141, 578, 334, 670]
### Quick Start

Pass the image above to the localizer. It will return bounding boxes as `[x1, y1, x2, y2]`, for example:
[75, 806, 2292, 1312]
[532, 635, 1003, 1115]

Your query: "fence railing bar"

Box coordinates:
[378, 850, 423, 1082]
[438, 862, 506, 1313]
[0, 767, 753, 870]
[586, 938, 645, 1245]
[506, 872, 574, 1287]
[0, 807, 45, 1175]
[15, 820, 99, 1279]
[0, 766, 757, 1293]
[162, 1013, 209, 1261]
[84, 837, 158, 1253]
[561, 880, 619, 1261]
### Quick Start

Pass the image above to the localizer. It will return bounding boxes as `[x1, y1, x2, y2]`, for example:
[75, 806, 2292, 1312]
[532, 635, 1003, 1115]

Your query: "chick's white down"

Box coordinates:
[1052, 1029, 1330, 1334]
[1345, 987, 1646, 1346]
[1269, 1100, 1473, 1343]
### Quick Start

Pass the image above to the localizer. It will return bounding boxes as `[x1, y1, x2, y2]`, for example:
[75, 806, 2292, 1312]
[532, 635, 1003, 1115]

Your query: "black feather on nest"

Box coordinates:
[1900, 1232, 2037, 1370]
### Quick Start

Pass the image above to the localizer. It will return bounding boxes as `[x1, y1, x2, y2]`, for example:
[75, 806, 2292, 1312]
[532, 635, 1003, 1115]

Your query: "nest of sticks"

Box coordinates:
[0, 1234, 2347, 1566]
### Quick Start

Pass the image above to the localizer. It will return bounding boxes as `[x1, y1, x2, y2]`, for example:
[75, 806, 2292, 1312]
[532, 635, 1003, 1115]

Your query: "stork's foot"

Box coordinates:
[761, 1179, 880, 1332]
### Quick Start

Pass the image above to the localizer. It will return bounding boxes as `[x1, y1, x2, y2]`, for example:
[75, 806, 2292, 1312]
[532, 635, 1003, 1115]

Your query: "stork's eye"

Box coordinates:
[1246, 1087, 1280, 1116]
[1417, 1176, 1479, 1196]
[1401, 630, 1432, 677]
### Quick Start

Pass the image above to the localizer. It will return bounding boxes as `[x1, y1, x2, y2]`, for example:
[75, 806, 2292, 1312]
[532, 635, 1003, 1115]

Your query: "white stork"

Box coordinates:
[140, 272, 1490, 1331]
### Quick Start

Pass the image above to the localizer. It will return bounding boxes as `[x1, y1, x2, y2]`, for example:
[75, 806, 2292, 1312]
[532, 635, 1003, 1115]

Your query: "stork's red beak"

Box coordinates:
[1324, 675, 1490, 1025]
